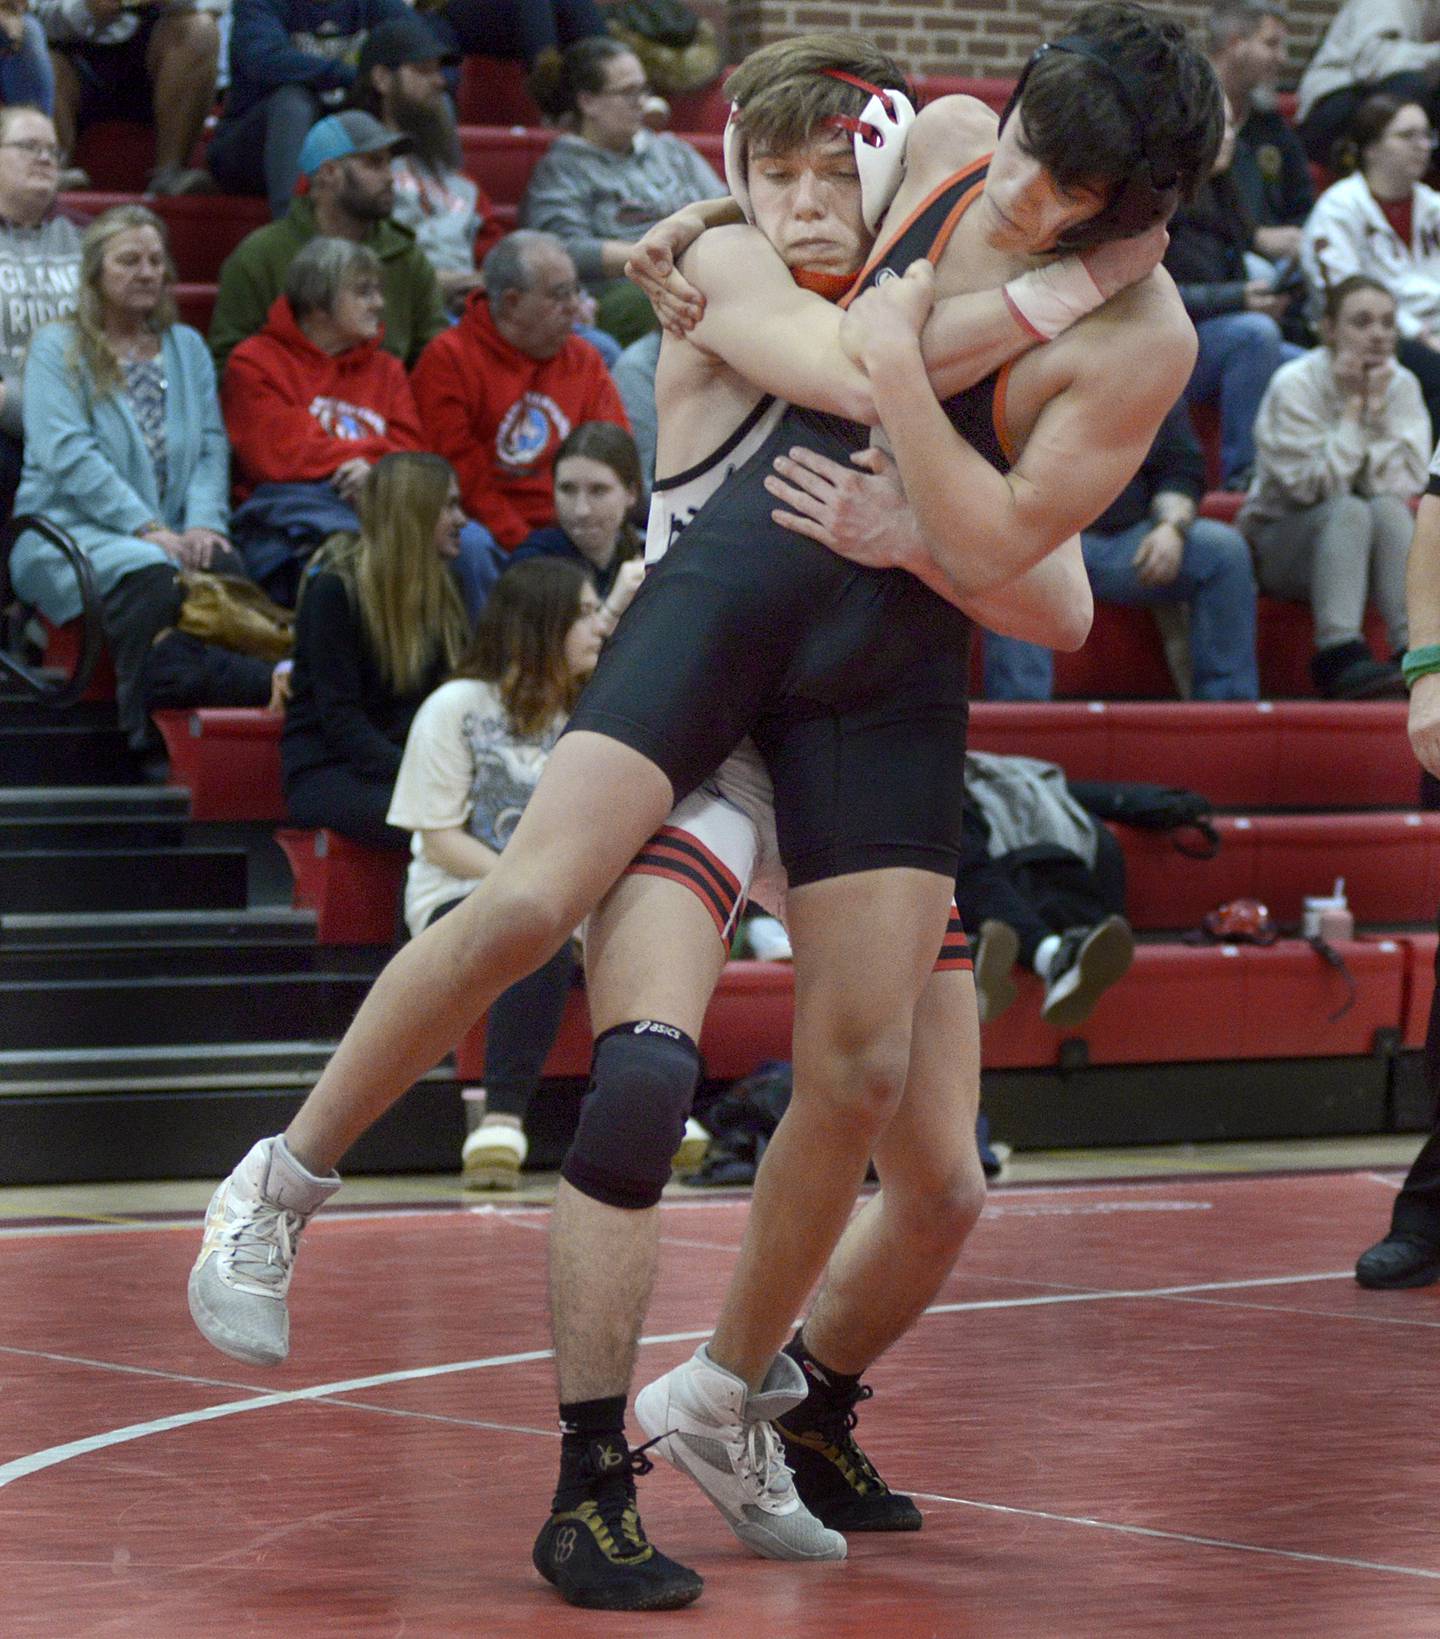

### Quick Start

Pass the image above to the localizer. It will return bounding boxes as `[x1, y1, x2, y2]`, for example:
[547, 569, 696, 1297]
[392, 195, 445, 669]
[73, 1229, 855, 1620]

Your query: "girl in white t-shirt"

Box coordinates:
[389, 557, 606, 1186]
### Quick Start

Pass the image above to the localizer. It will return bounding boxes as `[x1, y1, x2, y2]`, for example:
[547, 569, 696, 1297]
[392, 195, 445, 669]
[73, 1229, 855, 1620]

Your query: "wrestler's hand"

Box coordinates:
[1079, 220, 1170, 300]
[765, 442, 921, 571]
[1411, 672, 1440, 779]
[625, 209, 707, 335]
[840, 259, 936, 371]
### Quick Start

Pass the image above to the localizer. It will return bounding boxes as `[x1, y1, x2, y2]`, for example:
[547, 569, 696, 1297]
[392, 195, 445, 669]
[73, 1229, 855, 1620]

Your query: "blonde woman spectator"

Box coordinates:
[8, 205, 253, 748]
[282, 451, 471, 848]
[387, 557, 605, 1186]
[1241, 275, 1430, 697]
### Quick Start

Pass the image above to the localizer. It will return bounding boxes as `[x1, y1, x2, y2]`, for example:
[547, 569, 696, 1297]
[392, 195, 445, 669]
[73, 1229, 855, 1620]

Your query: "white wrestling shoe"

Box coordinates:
[634, 1344, 847, 1561]
[461, 1120, 527, 1190]
[187, 1135, 339, 1365]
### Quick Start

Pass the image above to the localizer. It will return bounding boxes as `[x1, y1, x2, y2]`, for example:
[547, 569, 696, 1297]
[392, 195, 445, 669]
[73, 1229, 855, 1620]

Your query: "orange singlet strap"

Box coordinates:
[839, 152, 994, 309]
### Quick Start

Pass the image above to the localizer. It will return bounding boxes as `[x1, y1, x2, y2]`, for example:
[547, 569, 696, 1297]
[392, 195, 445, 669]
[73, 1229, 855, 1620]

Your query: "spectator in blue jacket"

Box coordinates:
[0, 0, 54, 115]
[206, 0, 414, 217]
[983, 399, 1260, 703]
[8, 206, 257, 748]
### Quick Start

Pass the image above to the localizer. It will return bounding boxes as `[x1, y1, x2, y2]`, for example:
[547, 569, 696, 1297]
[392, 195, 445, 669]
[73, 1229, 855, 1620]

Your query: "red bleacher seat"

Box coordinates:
[1394, 931, 1437, 1047]
[174, 282, 216, 334]
[459, 124, 723, 206]
[151, 707, 284, 822]
[275, 827, 406, 944]
[62, 193, 269, 283]
[454, 958, 796, 1082]
[456, 55, 539, 127]
[968, 699, 1416, 810]
[72, 121, 156, 192]
[1118, 811, 1440, 930]
[40, 616, 115, 702]
[981, 938, 1406, 1067]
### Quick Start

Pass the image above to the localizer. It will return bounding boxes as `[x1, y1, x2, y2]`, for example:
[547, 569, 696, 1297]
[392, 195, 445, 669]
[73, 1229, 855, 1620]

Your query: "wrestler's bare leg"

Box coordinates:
[285, 734, 674, 1173]
[708, 866, 953, 1387]
[550, 872, 729, 1402]
[799, 965, 986, 1376]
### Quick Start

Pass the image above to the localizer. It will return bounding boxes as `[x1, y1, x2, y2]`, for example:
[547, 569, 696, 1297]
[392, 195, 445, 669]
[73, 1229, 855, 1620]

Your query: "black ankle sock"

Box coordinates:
[555, 1396, 629, 1508]
[782, 1328, 863, 1427]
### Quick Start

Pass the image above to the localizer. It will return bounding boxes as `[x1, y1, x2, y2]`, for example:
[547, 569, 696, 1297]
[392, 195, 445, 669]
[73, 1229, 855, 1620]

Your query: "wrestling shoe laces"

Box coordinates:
[218, 1198, 301, 1297]
[732, 1415, 799, 1514]
[779, 1383, 923, 1532]
[556, 1435, 666, 1564]
[536, 1434, 704, 1610]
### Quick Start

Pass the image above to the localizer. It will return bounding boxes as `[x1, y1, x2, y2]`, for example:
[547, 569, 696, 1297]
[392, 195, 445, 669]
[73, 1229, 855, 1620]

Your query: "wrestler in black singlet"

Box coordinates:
[570, 160, 1012, 890]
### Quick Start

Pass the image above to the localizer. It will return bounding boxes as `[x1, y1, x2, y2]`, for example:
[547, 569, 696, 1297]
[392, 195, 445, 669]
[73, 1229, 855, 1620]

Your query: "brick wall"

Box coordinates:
[709, 1, 1345, 84]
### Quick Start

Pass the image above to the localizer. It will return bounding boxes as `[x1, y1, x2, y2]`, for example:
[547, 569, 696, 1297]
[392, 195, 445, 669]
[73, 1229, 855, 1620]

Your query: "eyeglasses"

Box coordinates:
[0, 139, 60, 162]
[597, 81, 651, 103]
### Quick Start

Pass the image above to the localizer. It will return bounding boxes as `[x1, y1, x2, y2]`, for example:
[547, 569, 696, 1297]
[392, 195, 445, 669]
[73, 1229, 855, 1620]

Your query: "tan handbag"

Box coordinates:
[175, 571, 295, 663]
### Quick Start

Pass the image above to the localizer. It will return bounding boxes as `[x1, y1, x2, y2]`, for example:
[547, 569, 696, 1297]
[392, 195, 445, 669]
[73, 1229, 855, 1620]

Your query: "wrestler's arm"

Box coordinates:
[766, 442, 1092, 649]
[856, 265, 1197, 597]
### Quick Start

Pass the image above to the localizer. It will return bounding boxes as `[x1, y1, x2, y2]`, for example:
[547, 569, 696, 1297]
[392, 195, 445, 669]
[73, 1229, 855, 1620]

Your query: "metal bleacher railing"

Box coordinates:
[0, 514, 103, 708]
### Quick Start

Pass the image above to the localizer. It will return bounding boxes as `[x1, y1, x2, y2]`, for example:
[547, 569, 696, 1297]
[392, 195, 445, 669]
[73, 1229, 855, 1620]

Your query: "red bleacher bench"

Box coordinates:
[275, 827, 406, 944]
[984, 597, 1394, 701]
[981, 937, 1406, 1068]
[40, 615, 115, 702]
[1392, 931, 1438, 1047]
[175, 282, 217, 335]
[459, 124, 722, 206]
[455, 958, 796, 1082]
[151, 706, 284, 822]
[62, 192, 268, 282]
[1118, 811, 1440, 930]
[968, 700, 1415, 810]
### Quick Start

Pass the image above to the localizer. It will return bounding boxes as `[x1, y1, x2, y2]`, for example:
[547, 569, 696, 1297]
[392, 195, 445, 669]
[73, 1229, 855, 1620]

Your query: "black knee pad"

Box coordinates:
[561, 1021, 701, 1210]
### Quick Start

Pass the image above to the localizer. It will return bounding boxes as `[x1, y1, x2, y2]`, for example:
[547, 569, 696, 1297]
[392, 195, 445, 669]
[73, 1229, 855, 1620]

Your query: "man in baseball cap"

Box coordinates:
[297, 110, 412, 178]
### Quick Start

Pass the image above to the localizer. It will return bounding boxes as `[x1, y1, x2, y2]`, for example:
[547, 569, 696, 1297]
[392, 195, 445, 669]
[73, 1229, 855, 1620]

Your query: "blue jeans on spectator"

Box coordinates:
[1186, 310, 1301, 485]
[983, 517, 1260, 701]
[0, 16, 55, 114]
[208, 83, 322, 217]
[453, 520, 507, 617]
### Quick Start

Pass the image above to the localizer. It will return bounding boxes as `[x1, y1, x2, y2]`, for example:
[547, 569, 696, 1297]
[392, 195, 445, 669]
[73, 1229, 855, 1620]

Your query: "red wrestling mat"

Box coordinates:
[1, 1170, 1436, 1637]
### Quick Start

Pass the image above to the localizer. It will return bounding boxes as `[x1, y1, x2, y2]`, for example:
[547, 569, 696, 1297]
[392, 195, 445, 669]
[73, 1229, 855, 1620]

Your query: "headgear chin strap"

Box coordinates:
[723, 67, 916, 233]
[999, 35, 1180, 251]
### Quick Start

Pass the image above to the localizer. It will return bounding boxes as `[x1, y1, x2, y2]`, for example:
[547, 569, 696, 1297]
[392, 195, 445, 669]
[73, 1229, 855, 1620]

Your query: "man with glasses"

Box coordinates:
[522, 38, 725, 345]
[410, 228, 630, 555]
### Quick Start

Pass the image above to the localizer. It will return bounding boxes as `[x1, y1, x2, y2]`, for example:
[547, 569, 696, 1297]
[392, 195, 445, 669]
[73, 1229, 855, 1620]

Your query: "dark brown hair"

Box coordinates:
[452, 557, 592, 736]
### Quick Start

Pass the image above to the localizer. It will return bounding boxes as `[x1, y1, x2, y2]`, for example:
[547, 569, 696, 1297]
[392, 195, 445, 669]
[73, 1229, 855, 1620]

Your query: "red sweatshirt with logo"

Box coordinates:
[221, 295, 425, 503]
[410, 291, 628, 549]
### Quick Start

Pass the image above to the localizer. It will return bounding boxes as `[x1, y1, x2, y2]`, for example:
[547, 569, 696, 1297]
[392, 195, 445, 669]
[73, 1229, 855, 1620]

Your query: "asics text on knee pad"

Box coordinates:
[561, 1022, 701, 1210]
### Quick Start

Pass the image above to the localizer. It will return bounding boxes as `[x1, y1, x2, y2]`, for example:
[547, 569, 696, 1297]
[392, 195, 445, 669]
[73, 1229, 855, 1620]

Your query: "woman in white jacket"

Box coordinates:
[1241, 274, 1431, 697]
[1301, 94, 1440, 435]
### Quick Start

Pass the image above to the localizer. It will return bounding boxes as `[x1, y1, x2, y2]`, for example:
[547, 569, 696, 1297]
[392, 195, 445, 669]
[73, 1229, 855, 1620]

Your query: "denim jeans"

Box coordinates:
[0, 16, 54, 114]
[982, 517, 1260, 701]
[208, 84, 322, 217]
[1186, 310, 1302, 485]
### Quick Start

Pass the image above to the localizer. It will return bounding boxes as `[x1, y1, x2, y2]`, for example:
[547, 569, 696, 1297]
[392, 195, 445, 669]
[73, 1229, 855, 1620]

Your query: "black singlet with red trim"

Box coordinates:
[568, 162, 1006, 887]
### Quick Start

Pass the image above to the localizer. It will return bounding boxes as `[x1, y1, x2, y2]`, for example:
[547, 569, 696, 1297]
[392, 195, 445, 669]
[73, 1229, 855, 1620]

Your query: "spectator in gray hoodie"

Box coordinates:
[1296, 0, 1440, 165]
[0, 103, 81, 519]
[521, 36, 724, 346]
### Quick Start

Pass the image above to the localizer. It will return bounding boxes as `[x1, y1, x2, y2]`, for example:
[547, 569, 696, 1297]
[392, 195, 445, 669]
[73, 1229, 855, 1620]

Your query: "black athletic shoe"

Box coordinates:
[1355, 1234, 1440, 1289]
[778, 1384, 923, 1533]
[532, 1435, 704, 1611]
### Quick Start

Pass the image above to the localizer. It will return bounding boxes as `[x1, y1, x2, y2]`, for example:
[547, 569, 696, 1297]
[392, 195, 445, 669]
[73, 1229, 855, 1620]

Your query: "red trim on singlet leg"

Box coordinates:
[935, 905, 973, 972]
[625, 825, 744, 944]
[992, 360, 1018, 466]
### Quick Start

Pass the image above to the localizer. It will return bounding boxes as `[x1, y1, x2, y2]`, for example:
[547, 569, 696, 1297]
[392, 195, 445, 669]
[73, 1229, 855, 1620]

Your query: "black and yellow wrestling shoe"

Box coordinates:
[778, 1380, 924, 1533]
[533, 1435, 704, 1611]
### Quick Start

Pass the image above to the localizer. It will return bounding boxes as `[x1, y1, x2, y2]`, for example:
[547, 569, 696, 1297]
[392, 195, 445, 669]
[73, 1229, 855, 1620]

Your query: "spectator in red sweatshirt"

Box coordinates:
[223, 236, 501, 610]
[410, 229, 628, 551]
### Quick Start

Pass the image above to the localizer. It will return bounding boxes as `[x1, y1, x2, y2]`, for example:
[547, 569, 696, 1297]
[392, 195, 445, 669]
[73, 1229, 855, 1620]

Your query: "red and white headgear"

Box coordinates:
[723, 68, 916, 234]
